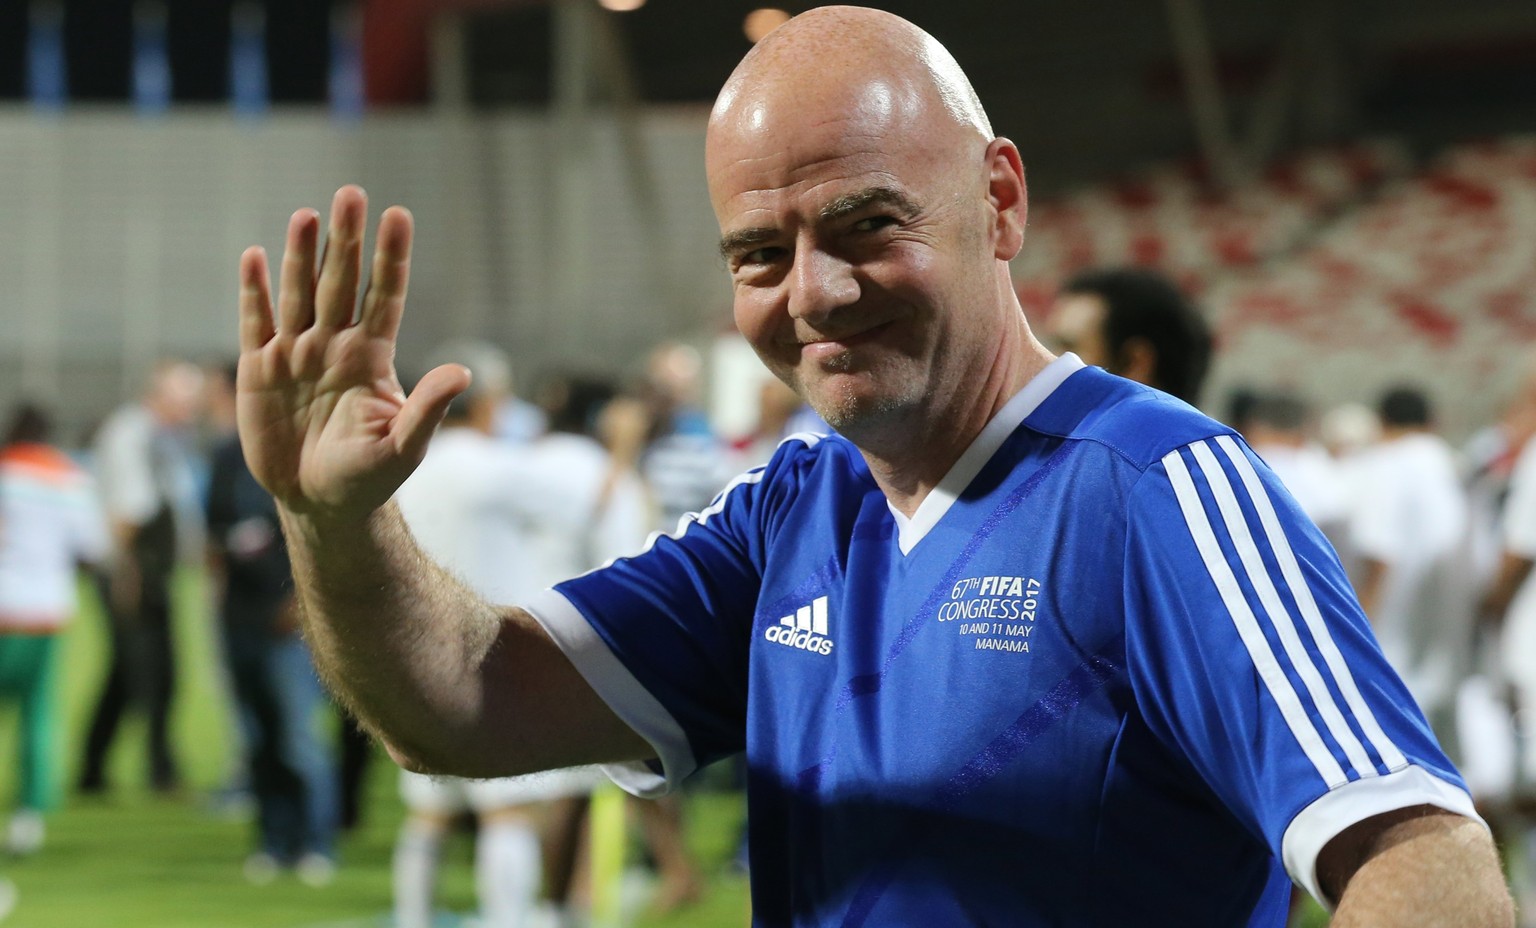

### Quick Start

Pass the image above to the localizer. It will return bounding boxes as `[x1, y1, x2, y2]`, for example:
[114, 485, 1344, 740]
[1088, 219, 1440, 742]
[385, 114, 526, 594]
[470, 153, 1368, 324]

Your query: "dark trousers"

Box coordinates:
[79, 568, 179, 791]
[225, 623, 338, 860]
[226, 623, 297, 856]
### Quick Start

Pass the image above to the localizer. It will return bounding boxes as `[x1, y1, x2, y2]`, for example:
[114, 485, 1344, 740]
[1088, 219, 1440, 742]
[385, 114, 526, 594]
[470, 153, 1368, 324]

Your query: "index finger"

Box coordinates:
[358, 205, 414, 341]
[239, 245, 276, 351]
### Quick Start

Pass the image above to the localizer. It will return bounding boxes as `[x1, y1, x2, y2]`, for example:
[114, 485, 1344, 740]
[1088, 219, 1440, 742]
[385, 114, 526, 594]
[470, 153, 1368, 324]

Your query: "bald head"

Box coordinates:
[707, 7, 993, 200]
[704, 8, 1035, 450]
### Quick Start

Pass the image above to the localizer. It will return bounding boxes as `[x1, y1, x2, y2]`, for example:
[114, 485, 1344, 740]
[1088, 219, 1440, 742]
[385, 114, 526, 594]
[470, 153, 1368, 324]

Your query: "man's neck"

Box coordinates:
[856, 328, 1055, 518]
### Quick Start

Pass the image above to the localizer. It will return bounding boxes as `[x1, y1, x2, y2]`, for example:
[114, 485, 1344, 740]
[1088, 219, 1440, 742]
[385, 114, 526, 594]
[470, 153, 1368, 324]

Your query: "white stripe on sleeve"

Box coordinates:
[648, 463, 774, 553]
[522, 588, 694, 798]
[638, 432, 824, 557]
[1282, 765, 1480, 909]
[1213, 435, 1407, 772]
[1188, 440, 1378, 780]
[1162, 447, 1347, 789]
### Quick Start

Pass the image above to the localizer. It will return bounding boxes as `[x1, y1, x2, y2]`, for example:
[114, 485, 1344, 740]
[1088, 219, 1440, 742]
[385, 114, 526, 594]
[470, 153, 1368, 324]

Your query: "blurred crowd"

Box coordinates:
[0, 268, 1534, 924]
[0, 338, 789, 926]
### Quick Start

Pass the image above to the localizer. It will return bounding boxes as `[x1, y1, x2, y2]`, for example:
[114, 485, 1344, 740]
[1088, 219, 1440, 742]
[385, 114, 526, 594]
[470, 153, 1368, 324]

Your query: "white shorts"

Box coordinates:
[399, 766, 605, 814]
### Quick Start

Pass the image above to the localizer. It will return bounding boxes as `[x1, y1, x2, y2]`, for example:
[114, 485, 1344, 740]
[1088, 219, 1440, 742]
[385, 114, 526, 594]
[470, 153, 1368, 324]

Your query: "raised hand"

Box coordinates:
[236, 186, 470, 519]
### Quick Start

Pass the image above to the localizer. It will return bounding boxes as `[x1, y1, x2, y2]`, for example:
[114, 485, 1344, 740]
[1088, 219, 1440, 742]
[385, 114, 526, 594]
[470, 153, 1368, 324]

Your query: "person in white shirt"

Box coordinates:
[391, 344, 648, 928]
[1480, 363, 1536, 693]
[1350, 387, 1473, 755]
[1468, 354, 1536, 915]
[1244, 392, 1349, 541]
[730, 376, 808, 472]
[0, 404, 108, 856]
[1484, 377, 1536, 732]
[79, 359, 204, 794]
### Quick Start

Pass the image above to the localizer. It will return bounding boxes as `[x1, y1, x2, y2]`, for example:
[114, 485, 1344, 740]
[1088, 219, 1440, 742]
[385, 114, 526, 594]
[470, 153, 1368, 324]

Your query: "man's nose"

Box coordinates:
[787, 247, 859, 323]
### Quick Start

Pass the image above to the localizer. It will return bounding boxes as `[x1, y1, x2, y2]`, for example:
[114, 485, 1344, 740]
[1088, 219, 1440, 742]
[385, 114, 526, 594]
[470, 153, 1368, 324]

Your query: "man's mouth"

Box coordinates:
[798, 321, 893, 361]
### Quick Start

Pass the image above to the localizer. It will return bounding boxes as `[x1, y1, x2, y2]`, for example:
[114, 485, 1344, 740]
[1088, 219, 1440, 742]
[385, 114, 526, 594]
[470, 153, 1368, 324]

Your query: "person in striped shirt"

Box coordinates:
[231, 7, 1511, 925]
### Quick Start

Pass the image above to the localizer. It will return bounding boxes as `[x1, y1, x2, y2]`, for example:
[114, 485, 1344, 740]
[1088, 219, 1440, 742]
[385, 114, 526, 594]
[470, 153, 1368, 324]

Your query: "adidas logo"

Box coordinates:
[764, 596, 835, 656]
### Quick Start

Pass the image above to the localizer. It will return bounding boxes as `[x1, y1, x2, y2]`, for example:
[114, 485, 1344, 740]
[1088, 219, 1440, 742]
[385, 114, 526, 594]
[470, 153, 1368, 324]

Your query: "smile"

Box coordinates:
[797, 321, 894, 359]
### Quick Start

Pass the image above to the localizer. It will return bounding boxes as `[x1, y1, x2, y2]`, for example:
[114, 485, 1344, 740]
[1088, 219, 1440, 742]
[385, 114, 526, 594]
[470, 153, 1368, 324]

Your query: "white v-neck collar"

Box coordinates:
[888, 353, 1086, 555]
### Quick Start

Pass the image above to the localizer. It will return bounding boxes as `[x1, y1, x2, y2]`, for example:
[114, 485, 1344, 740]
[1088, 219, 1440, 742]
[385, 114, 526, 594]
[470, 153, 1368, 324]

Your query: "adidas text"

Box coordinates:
[765, 596, 835, 656]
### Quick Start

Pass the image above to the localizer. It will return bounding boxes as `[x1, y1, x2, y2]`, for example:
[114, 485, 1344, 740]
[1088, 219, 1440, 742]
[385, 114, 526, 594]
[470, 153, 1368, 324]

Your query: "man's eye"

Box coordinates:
[742, 247, 784, 265]
[853, 216, 897, 233]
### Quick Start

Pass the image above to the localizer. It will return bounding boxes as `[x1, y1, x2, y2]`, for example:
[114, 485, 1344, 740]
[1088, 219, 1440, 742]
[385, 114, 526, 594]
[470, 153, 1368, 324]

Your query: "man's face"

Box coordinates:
[708, 83, 996, 434]
[1045, 292, 1110, 369]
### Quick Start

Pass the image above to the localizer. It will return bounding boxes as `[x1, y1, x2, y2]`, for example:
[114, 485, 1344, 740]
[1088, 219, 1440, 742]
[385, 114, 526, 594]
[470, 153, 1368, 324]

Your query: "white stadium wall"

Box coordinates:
[0, 106, 733, 438]
[0, 107, 1533, 443]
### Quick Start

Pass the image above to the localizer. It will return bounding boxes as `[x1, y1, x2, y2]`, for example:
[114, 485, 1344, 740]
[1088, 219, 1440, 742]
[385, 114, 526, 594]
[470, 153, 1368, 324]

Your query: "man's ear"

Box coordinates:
[1116, 337, 1158, 386]
[985, 138, 1027, 261]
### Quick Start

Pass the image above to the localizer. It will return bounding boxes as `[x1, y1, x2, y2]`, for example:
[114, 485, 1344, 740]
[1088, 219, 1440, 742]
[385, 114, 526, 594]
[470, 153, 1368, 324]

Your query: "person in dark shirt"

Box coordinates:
[1046, 267, 1213, 405]
[206, 419, 338, 885]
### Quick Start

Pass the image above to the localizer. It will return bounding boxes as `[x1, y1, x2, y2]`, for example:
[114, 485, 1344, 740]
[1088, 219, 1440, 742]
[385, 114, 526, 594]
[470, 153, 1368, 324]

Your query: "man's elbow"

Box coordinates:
[382, 739, 432, 774]
[379, 732, 528, 779]
[381, 734, 481, 777]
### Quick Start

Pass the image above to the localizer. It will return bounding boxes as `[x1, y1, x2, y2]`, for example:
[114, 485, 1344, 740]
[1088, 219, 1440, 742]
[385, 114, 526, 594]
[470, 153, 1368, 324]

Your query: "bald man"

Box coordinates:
[234, 7, 1509, 926]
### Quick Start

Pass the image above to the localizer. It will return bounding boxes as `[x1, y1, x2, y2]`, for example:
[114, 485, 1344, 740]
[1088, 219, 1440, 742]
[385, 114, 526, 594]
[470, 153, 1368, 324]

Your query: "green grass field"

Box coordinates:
[0, 571, 1335, 927]
[0, 572, 750, 928]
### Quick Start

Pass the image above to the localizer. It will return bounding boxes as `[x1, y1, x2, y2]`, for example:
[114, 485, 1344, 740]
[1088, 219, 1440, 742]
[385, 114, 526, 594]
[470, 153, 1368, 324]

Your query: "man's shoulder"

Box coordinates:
[708, 429, 865, 516]
[1031, 368, 1235, 473]
[761, 429, 857, 479]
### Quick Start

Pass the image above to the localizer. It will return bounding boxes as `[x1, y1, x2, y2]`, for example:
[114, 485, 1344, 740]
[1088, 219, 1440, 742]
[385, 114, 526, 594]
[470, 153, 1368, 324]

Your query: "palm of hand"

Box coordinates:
[237, 187, 468, 519]
[241, 327, 407, 514]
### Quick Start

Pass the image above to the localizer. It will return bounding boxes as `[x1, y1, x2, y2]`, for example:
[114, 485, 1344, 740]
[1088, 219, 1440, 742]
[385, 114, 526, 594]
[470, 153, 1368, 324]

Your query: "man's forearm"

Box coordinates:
[279, 501, 649, 777]
[280, 501, 503, 771]
[1330, 814, 1513, 927]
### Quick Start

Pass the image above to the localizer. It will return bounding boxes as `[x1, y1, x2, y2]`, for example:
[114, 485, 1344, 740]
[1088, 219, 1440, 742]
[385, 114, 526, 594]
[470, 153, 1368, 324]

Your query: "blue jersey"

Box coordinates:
[527, 355, 1475, 927]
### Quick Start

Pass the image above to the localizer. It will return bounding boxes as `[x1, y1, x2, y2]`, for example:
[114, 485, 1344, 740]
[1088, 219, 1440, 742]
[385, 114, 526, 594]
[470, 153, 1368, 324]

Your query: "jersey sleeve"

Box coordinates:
[1123, 433, 1479, 908]
[523, 456, 782, 797]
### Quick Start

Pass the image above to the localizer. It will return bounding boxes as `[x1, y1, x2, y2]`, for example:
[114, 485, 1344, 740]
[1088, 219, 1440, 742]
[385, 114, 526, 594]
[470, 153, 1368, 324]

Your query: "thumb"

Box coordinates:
[394, 363, 473, 461]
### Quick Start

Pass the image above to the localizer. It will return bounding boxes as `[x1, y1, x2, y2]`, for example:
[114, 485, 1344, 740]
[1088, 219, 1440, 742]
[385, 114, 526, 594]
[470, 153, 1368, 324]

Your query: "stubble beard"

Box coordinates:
[797, 357, 927, 441]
